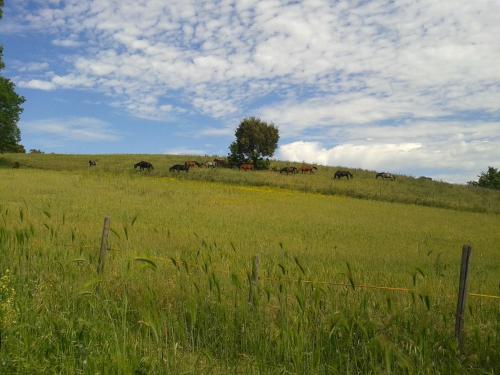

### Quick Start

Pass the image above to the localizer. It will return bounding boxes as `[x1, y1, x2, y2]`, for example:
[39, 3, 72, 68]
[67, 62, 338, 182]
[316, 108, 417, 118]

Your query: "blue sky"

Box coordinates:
[1, 0, 500, 182]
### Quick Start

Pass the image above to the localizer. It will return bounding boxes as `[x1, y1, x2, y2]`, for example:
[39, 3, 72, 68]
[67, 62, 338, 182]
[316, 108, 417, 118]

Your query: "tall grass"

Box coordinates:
[0, 168, 498, 373]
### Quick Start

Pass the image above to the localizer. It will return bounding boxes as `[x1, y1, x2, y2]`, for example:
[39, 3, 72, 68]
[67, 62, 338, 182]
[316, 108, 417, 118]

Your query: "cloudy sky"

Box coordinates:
[2, 0, 500, 182]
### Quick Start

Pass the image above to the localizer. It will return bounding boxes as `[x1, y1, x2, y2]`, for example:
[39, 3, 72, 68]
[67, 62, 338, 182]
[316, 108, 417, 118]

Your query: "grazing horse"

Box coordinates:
[214, 158, 226, 167]
[280, 166, 298, 175]
[300, 165, 318, 174]
[134, 161, 154, 171]
[334, 170, 353, 179]
[376, 172, 395, 181]
[204, 161, 216, 168]
[239, 163, 254, 171]
[169, 164, 190, 172]
[185, 161, 201, 168]
[88, 160, 97, 167]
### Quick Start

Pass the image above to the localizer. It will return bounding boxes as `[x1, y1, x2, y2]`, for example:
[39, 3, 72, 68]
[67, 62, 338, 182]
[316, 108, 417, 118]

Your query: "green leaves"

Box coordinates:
[228, 117, 279, 168]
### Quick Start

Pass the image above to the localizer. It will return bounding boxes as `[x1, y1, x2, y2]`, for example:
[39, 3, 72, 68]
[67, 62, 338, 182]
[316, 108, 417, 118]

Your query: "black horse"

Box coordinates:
[334, 170, 353, 179]
[134, 161, 154, 171]
[280, 166, 298, 175]
[376, 172, 395, 180]
[88, 160, 97, 167]
[169, 164, 190, 172]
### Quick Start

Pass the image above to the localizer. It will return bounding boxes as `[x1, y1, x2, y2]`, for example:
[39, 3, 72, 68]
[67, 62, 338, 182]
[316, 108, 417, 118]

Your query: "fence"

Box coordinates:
[95, 217, 499, 351]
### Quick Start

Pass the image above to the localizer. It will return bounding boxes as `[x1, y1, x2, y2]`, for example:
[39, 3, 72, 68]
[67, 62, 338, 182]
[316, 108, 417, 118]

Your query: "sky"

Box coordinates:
[1, 0, 500, 183]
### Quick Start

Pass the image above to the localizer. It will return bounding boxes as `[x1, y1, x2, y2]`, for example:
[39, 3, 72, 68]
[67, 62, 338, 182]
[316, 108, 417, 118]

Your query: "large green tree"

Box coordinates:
[228, 117, 279, 169]
[0, 0, 25, 153]
[468, 166, 500, 190]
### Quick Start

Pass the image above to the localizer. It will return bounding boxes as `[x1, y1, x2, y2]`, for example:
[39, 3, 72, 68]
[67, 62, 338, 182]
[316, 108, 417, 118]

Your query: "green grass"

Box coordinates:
[0, 159, 499, 373]
[2, 153, 500, 214]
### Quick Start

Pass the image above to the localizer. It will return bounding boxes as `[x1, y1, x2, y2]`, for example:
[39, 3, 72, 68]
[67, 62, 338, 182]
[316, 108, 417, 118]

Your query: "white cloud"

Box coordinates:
[278, 120, 500, 183]
[18, 79, 56, 90]
[9, 0, 499, 122]
[22, 117, 121, 142]
[52, 38, 81, 47]
[164, 147, 205, 156]
[13, 61, 49, 72]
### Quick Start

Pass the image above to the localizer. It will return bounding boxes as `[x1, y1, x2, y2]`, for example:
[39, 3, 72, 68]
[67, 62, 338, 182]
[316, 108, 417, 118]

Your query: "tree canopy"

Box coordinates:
[228, 117, 279, 168]
[0, 0, 25, 153]
[468, 166, 500, 190]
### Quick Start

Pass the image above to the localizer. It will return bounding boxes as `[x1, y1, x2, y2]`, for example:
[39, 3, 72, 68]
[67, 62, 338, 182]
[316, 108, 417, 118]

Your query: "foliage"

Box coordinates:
[228, 117, 279, 168]
[0, 167, 498, 372]
[0, 1, 25, 153]
[29, 149, 44, 154]
[468, 166, 500, 190]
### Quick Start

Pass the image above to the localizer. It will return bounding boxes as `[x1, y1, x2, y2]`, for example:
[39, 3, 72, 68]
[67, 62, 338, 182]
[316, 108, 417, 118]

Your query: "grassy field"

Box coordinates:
[0, 157, 499, 373]
[2, 153, 500, 214]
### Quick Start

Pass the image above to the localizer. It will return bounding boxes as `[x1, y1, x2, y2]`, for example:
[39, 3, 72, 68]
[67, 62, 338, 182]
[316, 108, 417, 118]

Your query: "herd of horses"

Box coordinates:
[89, 159, 397, 180]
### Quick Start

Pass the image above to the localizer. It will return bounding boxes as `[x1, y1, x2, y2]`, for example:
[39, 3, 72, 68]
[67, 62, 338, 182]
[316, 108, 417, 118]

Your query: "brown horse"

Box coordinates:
[184, 161, 201, 168]
[300, 165, 318, 174]
[280, 166, 298, 175]
[239, 163, 254, 171]
[214, 158, 226, 167]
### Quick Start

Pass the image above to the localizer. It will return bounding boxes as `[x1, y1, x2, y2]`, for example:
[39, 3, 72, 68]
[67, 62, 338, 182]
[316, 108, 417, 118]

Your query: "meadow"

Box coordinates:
[0, 156, 499, 373]
[2, 153, 500, 214]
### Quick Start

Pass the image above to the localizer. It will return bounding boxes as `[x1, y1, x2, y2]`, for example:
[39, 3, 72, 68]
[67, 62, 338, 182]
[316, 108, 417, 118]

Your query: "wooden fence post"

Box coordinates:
[455, 244, 472, 352]
[97, 217, 110, 274]
[248, 255, 260, 306]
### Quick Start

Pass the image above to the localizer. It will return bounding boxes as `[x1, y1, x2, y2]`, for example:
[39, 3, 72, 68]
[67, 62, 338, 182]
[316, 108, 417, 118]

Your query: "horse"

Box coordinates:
[333, 170, 353, 179]
[376, 172, 395, 181]
[204, 161, 216, 168]
[185, 161, 201, 168]
[88, 160, 97, 167]
[169, 164, 190, 172]
[280, 166, 298, 175]
[134, 161, 154, 171]
[300, 165, 318, 174]
[214, 158, 226, 167]
[239, 163, 254, 171]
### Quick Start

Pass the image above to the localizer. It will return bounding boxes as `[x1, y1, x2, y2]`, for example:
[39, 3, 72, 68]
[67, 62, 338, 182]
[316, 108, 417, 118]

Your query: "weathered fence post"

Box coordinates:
[97, 217, 110, 274]
[248, 255, 260, 306]
[455, 244, 472, 352]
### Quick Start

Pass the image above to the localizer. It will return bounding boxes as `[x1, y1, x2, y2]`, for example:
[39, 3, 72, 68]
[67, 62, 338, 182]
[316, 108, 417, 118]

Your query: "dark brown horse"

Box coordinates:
[300, 165, 318, 174]
[134, 161, 154, 171]
[239, 163, 254, 171]
[170, 164, 190, 172]
[376, 172, 395, 180]
[333, 170, 353, 179]
[280, 166, 298, 175]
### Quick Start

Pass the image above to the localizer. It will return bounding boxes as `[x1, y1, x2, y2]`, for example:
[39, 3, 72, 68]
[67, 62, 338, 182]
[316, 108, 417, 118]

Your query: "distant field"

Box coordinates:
[0, 163, 499, 373]
[2, 153, 500, 214]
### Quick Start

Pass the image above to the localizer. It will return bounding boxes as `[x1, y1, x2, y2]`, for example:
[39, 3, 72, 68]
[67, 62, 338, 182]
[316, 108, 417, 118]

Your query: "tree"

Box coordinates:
[468, 166, 500, 190]
[0, 0, 25, 153]
[228, 117, 279, 169]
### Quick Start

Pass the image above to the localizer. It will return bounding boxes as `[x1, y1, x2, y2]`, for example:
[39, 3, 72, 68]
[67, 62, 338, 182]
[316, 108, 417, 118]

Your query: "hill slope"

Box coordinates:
[0, 167, 498, 373]
[2, 153, 500, 213]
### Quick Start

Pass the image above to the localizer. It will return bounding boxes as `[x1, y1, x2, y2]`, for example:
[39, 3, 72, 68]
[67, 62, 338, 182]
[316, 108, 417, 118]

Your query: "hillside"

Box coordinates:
[2, 153, 500, 214]
[0, 166, 498, 373]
